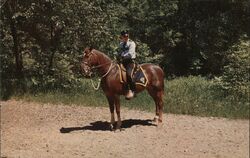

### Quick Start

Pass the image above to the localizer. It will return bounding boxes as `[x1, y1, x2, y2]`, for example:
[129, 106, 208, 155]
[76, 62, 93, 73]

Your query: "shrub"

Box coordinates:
[217, 36, 250, 97]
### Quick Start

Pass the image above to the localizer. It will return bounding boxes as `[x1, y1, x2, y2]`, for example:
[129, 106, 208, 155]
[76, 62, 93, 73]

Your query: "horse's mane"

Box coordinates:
[93, 49, 112, 63]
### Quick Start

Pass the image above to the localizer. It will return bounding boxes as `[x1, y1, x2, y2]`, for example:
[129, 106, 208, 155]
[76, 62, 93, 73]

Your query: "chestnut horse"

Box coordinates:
[81, 47, 164, 130]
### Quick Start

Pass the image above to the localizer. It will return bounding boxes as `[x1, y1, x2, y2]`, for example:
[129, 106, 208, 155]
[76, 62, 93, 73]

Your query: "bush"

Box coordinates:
[217, 36, 250, 97]
[164, 76, 249, 118]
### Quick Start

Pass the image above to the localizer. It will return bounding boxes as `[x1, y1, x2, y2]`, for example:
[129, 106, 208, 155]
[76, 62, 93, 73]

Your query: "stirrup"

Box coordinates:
[125, 90, 134, 100]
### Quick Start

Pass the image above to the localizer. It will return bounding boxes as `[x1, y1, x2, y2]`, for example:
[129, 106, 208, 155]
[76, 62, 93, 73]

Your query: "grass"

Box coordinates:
[12, 76, 249, 119]
[164, 76, 249, 119]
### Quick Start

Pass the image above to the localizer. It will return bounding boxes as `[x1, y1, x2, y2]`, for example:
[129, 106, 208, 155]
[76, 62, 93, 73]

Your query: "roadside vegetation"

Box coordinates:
[13, 76, 249, 119]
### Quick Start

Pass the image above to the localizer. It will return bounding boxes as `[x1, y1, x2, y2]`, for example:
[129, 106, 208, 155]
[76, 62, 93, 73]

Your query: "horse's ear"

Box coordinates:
[89, 46, 93, 52]
[83, 46, 93, 56]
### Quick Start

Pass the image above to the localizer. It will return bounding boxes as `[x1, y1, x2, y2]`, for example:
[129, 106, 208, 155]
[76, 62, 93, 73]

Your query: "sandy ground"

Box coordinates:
[0, 100, 249, 158]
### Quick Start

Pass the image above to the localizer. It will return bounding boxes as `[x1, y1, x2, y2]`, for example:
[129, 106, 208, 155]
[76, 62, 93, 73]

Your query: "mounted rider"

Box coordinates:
[117, 30, 136, 99]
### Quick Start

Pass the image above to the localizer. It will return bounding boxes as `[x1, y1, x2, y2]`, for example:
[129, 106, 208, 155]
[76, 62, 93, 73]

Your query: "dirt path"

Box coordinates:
[1, 100, 249, 158]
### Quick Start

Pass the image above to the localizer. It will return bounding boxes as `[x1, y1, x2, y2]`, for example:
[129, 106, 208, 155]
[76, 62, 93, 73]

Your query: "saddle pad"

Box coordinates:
[133, 66, 148, 86]
[118, 64, 148, 87]
[118, 64, 127, 83]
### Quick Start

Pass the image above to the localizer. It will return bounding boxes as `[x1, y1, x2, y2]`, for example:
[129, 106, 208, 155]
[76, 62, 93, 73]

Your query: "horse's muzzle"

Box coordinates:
[81, 63, 92, 78]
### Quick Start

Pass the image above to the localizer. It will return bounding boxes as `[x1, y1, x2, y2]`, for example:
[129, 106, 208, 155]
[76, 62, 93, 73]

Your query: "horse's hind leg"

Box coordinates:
[157, 91, 164, 124]
[148, 90, 164, 125]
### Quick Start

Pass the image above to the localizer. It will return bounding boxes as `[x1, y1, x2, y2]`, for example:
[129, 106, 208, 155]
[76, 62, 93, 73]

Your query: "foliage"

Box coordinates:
[0, 0, 249, 99]
[1, 0, 124, 95]
[216, 36, 250, 96]
[125, 0, 250, 76]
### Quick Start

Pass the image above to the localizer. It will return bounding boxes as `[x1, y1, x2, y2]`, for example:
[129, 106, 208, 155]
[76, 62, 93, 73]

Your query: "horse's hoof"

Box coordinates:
[110, 124, 116, 131]
[114, 128, 124, 133]
[153, 116, 159, 125]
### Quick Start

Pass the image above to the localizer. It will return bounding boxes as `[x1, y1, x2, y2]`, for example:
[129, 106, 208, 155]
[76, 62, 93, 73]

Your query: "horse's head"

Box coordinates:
[81, 47, 98, 77]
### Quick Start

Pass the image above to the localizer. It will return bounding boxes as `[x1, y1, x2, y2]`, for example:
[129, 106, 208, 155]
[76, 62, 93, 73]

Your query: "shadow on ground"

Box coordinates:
[60, 119, 156, 133]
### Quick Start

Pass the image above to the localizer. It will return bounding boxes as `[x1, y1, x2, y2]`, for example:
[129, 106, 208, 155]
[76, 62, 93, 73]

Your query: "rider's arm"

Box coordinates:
[121, 41, 136, 59]
[127, 41, 136, 59]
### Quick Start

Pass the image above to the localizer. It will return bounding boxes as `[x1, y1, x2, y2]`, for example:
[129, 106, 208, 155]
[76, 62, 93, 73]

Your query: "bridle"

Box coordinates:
[82, 60, 114, 78]
[82, 51, 114, 90]
[93, 61, 114, 78]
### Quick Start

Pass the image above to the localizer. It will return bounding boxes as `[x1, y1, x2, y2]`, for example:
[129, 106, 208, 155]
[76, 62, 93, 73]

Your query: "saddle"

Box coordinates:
[118, 64, 148, 87]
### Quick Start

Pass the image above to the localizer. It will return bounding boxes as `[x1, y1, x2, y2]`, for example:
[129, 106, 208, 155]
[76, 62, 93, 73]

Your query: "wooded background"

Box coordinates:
[1, 0, 249, 98]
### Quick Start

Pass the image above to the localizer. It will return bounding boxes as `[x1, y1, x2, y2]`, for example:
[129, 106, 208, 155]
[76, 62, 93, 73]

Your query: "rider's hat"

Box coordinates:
[120, 30, 129, 37]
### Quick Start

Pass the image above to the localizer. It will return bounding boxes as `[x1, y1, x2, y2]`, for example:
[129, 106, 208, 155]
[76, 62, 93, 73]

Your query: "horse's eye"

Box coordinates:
[84, 53, 91, 58]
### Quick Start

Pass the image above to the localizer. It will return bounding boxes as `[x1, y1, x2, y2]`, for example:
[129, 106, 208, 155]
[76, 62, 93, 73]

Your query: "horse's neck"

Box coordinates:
[94, 50, 112, 76]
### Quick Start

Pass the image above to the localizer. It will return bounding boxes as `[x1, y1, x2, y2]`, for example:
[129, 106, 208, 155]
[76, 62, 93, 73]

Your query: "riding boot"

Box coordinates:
[125, 76, 135, 100]
[130, 81, 136, 98]
[130, 79, 136, 95]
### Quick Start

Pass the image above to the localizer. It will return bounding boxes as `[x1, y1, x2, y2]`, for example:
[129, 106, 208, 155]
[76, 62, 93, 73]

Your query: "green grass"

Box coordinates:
[13, 76, 249, 119]
[164, 76, 249, 119]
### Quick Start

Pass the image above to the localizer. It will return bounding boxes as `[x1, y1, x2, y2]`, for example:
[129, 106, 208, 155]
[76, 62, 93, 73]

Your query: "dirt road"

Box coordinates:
[1, 100, 249, 158]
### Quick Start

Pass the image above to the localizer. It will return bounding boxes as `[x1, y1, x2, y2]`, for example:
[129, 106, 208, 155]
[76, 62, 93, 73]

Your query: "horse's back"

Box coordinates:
[140, 63, 164, 77]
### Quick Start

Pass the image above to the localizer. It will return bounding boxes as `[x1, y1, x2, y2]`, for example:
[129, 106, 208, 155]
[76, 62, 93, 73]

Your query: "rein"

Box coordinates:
[90, 62, 114, 90]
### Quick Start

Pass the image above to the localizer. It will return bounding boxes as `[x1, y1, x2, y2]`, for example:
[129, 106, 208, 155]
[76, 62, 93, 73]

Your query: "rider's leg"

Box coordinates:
[125, 61, 136, 98]
[122, 59, 135, 99]
[126, 71, 136, 92]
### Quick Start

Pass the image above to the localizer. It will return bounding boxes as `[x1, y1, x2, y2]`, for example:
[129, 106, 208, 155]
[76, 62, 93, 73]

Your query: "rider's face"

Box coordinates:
[119, 36, 128, 42]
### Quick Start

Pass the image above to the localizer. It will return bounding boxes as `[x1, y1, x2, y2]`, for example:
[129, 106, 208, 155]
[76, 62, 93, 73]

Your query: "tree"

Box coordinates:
[218, 35, 250, 96]
[0, 0, 249, 98]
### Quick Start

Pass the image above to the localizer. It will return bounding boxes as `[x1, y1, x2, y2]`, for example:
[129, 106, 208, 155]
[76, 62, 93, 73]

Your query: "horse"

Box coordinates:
[81, 47, 164, 130]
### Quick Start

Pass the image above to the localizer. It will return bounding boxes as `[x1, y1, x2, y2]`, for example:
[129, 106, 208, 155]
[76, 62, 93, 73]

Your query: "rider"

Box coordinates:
[117, 30, 136, 99]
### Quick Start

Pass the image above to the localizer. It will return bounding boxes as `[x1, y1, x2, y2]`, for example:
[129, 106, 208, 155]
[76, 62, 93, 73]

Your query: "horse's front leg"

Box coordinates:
[114, 95, 122, 130]
[107, 96, 115, 130]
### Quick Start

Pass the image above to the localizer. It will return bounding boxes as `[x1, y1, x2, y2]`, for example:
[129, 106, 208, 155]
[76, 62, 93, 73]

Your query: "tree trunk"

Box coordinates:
[10, 19, 23, 78]
[48, 21, 63, 72]
[48, 21, 55, 71]
[7, 1, 23, 79]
